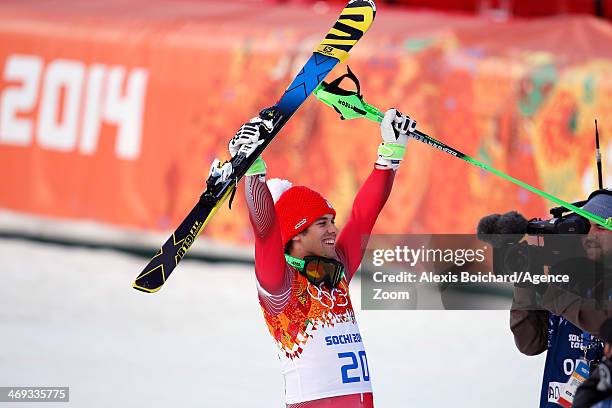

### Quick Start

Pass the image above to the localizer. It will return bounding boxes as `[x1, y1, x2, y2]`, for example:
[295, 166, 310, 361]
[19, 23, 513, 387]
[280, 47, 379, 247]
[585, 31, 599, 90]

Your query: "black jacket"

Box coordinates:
[573, 359, 612, 408]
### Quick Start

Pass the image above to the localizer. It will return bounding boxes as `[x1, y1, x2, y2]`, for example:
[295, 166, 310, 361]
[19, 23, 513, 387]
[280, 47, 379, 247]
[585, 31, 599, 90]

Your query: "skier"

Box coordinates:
[212, 108, 414, 407]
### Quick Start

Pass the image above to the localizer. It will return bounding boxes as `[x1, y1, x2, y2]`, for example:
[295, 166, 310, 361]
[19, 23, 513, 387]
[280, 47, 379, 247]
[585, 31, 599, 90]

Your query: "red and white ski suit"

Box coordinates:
[245, 168, 395, 408]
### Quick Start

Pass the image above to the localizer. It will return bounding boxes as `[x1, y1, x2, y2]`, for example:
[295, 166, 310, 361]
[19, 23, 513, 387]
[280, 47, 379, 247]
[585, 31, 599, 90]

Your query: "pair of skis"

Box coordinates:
[133, 0, 377, 293]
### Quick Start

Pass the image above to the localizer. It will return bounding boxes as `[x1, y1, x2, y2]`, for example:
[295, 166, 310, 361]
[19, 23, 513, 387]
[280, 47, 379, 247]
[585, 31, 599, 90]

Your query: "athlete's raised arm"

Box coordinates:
[210, 115, 290, 296]
[336, 109, 415, 281]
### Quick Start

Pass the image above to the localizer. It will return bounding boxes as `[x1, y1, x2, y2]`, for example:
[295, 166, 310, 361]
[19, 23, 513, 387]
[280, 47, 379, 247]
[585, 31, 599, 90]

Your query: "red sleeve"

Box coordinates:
[336, 167, 395, 282]
[245, 175, 292, 295]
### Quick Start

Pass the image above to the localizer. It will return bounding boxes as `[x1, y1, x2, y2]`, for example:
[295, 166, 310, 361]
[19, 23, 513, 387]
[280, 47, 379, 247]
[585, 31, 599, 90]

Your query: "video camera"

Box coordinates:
[478, 189, 612, 280]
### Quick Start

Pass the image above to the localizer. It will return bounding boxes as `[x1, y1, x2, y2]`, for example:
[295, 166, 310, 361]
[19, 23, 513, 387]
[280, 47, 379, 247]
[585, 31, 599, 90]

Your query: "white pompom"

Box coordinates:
[267, 178, 293, 203]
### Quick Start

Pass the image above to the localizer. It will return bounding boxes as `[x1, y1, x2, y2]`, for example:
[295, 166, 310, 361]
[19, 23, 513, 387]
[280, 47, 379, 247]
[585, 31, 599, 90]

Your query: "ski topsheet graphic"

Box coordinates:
[133, 0, 376, 293]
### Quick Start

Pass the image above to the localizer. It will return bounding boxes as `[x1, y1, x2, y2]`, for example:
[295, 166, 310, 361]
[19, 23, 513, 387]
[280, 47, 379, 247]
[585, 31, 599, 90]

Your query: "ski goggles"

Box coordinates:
[285, 254, 345, 288]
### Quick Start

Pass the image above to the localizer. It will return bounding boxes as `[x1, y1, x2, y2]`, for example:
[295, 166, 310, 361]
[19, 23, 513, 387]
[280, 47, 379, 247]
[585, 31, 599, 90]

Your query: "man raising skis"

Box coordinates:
[210, 108, 414, 407]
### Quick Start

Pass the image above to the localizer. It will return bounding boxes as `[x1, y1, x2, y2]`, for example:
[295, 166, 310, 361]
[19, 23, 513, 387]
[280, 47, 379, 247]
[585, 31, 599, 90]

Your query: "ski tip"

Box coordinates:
[132, 281, 162, 293]
[351, 0, 376, 13]
[316, 0, 376, 60]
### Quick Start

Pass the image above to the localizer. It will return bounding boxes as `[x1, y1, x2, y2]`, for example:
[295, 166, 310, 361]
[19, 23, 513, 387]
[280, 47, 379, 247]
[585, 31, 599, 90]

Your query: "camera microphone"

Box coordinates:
[477, 211, 529, 248]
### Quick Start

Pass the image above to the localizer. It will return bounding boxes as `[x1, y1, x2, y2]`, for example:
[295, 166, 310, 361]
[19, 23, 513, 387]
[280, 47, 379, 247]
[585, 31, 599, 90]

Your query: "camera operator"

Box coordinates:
[479, 190, 612, 408]
[532, 191, 612, 337]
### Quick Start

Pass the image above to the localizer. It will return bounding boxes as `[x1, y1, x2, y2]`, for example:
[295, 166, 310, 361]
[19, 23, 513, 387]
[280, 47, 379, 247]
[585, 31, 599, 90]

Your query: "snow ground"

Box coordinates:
[0, 238, 545, 407]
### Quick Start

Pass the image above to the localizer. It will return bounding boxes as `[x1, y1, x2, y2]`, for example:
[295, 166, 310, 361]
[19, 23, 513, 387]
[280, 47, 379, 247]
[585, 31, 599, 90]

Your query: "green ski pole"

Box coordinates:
[314, 70, 612, 230]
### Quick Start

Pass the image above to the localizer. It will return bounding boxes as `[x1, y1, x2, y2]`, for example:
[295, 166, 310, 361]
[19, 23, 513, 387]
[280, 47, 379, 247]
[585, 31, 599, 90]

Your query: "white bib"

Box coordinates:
[260, 273, 372, 404]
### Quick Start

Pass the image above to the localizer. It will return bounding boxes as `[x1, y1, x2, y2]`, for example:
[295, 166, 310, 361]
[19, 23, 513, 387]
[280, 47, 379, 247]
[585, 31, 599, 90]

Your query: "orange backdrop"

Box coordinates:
[1, 0, 612, 244]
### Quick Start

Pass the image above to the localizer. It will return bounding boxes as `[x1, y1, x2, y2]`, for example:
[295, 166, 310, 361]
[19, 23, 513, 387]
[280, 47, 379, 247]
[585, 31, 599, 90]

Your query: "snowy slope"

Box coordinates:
[0, 238, 545, 407]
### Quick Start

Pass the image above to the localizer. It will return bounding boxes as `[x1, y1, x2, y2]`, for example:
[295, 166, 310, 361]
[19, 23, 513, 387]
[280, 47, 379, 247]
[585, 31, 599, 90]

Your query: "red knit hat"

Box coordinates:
[269, 180, 336, 245]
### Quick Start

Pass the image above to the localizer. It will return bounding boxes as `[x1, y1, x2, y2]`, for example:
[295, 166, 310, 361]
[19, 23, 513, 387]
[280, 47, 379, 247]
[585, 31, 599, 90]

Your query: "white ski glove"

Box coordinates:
[228, 116, 273, 158]
[375, 108, 416, 170]
[230, 115, 272, 177]
[208, 115, 272, 184]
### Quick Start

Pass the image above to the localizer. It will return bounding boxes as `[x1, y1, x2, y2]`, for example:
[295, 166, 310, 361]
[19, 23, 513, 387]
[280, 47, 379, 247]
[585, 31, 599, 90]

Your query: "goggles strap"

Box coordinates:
[284, 254, 305, 271]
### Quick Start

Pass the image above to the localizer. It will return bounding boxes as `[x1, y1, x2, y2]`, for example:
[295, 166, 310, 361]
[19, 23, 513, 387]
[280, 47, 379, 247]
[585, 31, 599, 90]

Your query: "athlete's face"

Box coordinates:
[582, 221, 612, 261]
[293, 214, 338, 259]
